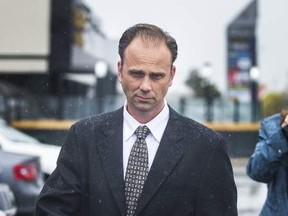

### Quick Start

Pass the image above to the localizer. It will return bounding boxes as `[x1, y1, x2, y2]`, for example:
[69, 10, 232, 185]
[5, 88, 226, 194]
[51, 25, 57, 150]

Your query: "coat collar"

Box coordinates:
[95, 107, 126, 215]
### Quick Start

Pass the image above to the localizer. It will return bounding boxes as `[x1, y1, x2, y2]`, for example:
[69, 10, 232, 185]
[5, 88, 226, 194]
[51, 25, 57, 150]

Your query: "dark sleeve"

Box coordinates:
[195, 136, 238, 216]
[35, 125, 82, 216]
[246, 120, 288, 183]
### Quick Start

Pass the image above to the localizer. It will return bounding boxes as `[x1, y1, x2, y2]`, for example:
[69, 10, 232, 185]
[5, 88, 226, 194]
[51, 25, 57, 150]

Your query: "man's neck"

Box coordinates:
[126, 104, 165, 124]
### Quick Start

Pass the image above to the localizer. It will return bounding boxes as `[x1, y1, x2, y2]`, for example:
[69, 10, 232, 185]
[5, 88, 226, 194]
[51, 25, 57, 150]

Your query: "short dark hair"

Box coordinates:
[118, 23, 178, 64]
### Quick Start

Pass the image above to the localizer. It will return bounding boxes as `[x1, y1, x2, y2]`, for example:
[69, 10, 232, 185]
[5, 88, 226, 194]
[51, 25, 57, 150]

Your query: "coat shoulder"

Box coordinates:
[262, 113, 281, 125]
[170, 108, 225, 143]
[72, 108, 123, 130]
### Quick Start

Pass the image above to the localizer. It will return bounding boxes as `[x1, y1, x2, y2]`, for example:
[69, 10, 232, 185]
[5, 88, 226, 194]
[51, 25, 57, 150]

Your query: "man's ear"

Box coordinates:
[169, 65, 176, 87]
[117, 61, 123, 83]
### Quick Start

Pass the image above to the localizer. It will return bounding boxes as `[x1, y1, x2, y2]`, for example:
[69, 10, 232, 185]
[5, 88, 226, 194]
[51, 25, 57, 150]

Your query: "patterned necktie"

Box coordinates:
[125, 125, 150, 216]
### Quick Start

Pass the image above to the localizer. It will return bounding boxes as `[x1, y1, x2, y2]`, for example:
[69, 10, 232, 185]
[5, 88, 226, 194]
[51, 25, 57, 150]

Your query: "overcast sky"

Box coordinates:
[84, 0, 252, 95]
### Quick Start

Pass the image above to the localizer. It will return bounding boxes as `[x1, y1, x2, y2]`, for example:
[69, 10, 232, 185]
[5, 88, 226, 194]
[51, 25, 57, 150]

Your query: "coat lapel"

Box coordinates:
[95, 108, 126, 216]
[135, 108, 185, 215]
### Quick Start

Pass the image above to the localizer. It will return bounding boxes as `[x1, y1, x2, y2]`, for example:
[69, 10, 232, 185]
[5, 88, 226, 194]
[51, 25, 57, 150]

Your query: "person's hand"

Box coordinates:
[281, 114, 288, 128]
[281, 111, 288, 139]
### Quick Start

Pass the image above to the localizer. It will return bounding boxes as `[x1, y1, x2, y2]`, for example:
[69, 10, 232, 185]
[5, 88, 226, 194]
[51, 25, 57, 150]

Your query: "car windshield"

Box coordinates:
[0, 123, 39, 143]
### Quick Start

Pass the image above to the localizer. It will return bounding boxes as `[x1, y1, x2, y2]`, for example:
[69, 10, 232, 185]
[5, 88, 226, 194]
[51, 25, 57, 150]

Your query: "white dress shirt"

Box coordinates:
[122, 101, 169, 178]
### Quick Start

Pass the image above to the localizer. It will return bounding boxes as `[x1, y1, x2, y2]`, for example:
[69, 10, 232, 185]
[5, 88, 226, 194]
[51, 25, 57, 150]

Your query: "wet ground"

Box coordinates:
[232, 158, 266, 216]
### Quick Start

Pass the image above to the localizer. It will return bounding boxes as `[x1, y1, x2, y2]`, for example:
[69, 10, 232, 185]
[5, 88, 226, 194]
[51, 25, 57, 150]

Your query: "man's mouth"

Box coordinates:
[137, 95, 151, 101]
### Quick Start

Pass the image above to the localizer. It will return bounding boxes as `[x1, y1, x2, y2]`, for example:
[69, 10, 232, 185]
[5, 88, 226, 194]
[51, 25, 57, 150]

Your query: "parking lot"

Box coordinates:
[232, 158, 266, 216]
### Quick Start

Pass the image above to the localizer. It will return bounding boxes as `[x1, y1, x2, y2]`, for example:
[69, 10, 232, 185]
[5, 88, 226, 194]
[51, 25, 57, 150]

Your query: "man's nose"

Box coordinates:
[139, 77, 152, 91]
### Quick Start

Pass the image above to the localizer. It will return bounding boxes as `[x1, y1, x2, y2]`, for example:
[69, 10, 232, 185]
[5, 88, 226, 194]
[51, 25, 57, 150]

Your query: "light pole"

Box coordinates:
[94, 61, 108, 113]
[249, 66, 260, 122]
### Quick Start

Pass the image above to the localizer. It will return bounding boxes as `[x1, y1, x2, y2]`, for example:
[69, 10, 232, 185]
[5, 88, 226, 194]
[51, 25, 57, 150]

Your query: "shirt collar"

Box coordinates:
[123, 101, 169, 142]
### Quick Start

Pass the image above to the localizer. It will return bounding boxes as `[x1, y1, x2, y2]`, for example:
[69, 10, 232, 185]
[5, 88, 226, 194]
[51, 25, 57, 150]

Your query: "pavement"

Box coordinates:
[231, 158, 267, 216]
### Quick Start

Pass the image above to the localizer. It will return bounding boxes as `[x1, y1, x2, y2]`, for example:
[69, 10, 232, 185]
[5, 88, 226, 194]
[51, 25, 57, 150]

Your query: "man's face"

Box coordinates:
[117, 37, 176, 119]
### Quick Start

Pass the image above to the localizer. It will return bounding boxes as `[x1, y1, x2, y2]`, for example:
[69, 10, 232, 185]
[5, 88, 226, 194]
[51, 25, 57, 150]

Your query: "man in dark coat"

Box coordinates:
[36, 23, 237, 216]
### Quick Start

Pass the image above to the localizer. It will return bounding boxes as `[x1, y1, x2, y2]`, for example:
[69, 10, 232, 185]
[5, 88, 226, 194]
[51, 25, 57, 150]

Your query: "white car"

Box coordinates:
[0, 120, 61, 179]
[0, 183, 16, 216]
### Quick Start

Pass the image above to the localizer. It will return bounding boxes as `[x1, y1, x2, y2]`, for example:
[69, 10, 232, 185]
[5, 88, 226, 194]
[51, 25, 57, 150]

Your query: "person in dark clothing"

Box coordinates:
[36, 23, 237, 216]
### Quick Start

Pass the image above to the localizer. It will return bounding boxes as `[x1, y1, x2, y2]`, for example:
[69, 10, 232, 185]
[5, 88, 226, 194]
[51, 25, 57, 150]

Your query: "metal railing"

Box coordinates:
[0, 94, 260, 123]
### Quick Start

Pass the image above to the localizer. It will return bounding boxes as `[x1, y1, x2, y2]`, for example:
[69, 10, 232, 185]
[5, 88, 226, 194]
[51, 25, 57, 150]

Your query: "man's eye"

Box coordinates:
[150, 74, 163, 80]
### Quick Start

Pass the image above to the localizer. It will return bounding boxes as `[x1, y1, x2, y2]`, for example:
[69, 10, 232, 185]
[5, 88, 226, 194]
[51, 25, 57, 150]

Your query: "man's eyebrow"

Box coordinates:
[151, 71, 165, 74]
[150, 71, 166, 76]
[128, 69, 144, 74]
[128, 69, 166, 75]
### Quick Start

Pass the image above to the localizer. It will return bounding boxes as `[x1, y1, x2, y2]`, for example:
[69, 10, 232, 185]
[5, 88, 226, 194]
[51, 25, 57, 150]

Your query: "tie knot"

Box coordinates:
[135, 125, 150, 139]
